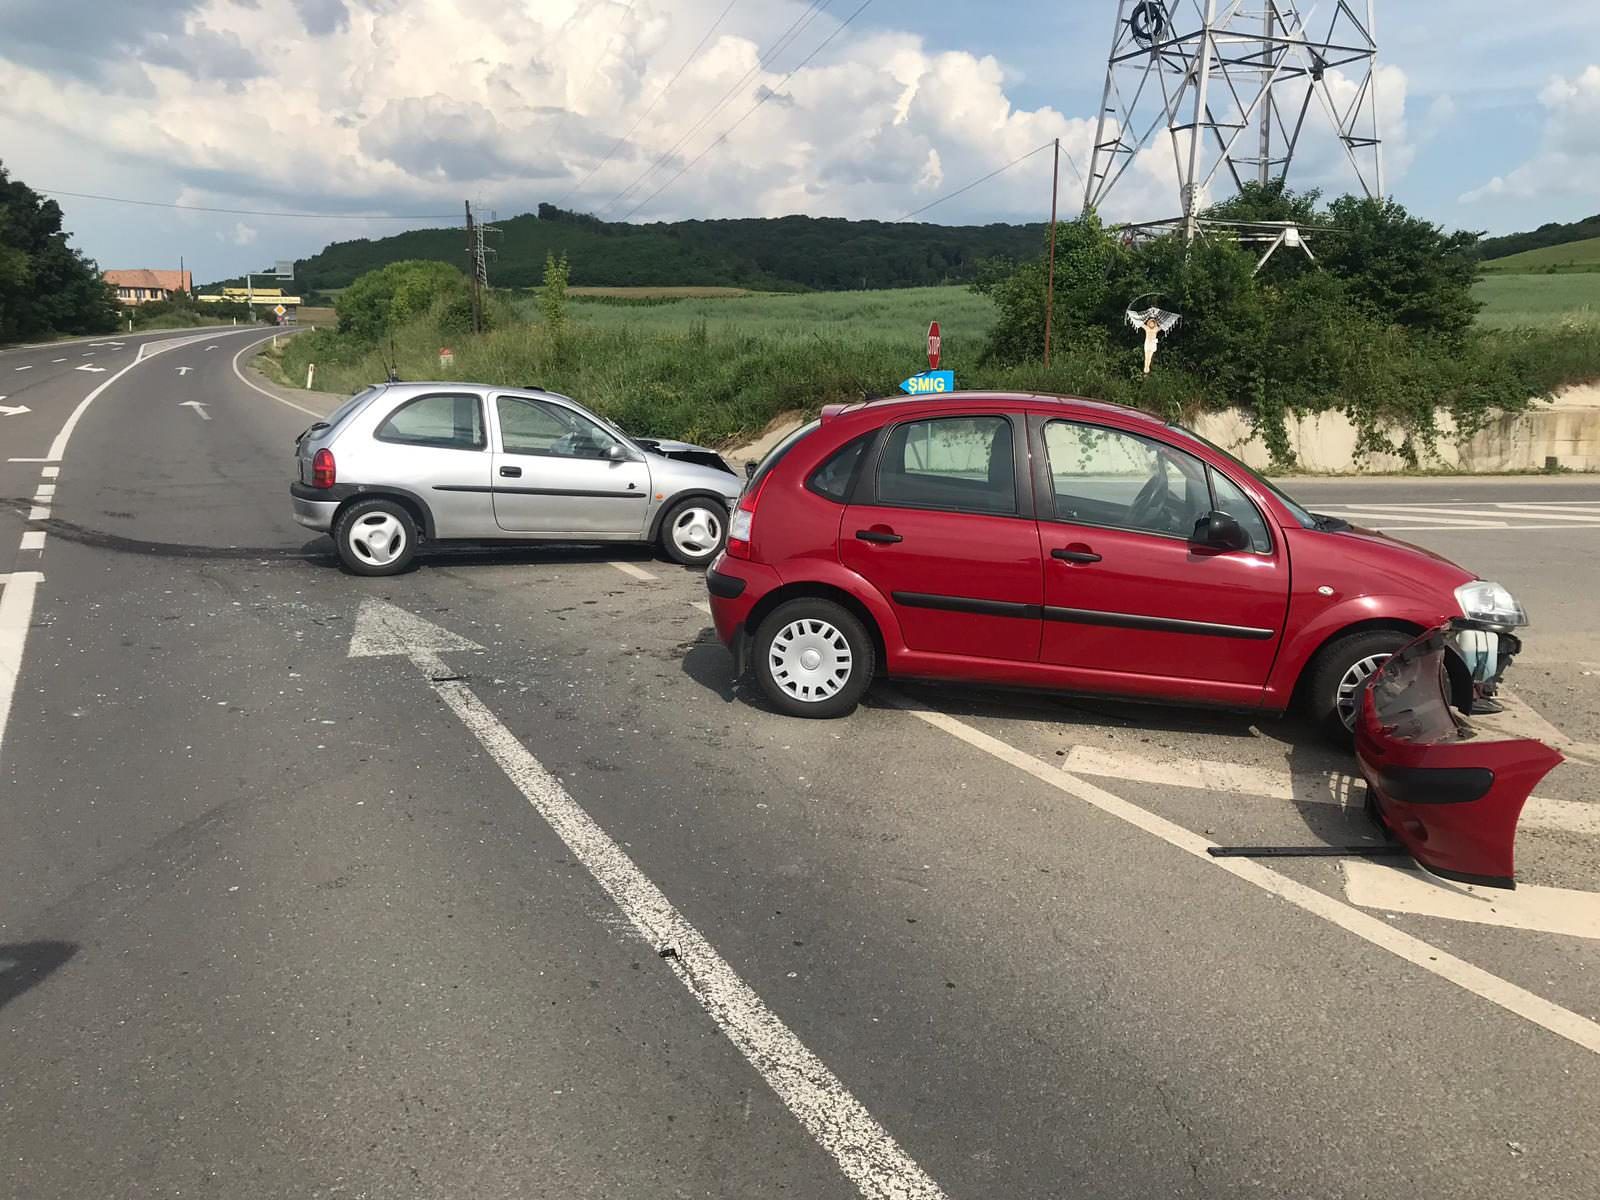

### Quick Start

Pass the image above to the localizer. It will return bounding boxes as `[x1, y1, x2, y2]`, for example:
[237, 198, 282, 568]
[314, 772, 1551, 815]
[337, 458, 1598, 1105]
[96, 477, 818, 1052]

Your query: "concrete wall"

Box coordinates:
[1192, 385, 1600, 473]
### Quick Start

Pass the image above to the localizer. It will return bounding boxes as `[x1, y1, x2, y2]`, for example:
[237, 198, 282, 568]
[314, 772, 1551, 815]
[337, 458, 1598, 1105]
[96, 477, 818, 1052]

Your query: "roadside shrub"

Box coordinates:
[336, 260, 471, 341]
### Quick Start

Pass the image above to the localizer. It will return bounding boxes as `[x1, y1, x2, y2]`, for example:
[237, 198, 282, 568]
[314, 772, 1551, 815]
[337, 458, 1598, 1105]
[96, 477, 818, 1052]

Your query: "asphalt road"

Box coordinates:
[3, 343, 1599, 1198]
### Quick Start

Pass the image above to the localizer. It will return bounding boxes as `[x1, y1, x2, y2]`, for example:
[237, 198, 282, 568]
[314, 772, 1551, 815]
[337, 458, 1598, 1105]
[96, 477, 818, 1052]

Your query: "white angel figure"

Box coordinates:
[1126, 306, 1181, 375]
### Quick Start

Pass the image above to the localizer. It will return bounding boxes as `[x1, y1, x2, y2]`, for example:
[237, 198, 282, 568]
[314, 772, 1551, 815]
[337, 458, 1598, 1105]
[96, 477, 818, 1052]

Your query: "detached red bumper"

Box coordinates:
[1356, 622, 1562, 889]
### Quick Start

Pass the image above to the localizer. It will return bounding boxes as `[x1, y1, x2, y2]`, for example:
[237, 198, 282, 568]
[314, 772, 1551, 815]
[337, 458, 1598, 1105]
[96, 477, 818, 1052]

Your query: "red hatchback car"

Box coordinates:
[706, 393, 1529, 739]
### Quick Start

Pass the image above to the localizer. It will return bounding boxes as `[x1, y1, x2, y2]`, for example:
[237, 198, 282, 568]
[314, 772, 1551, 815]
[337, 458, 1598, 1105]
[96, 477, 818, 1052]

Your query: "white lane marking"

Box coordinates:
[1479, 505, 1600, 522]
[1353, 523, 1600, 532]
[7, 458, 55, 464]
[80, 352, 93, 357]
[175, 366, 193, 376]
[73, 364, 107, 374]
[0, 403, 29, 417]
[1345, 862, 1600, 940]
[1061, 744, 1600, 836]
[1318, 510, 1510, 528]
[692, 599, 713, 617]
[34, 484, 55, 501]
[43, 329, 258, 462]
[40, 466, 58, 479]
[891, 696, 1600, 1057]
[51, 358, 65, 363]
[610, 561, 659, 583]
[13, 365, 32, 371]
[28, 507, 49, 521]
[0, 571, 45, 771]
[19, 532, 45, 552]
[179, 400, 212, 420]
[205, 345, 218, 351]
[348, 600, 947, 1200]
[229, 331, 323, 418]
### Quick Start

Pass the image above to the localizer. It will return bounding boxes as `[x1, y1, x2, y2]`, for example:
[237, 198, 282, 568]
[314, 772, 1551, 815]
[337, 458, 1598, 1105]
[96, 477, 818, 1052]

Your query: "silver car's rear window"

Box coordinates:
[325, 385, 384, 435]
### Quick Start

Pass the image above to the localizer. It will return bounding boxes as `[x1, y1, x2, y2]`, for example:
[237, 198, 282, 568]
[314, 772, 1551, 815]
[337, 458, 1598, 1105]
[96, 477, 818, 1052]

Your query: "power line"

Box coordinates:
[553, 0, 741, 209]
[622, 0, 875, 221]
[598, 0, 834, 217]
[37, 188, 458, 222]
[894, 142, 1054, 223]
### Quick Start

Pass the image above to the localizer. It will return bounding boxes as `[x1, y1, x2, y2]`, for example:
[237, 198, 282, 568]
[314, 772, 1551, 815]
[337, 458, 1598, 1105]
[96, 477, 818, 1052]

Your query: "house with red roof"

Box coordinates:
[103, 269, 192, 305]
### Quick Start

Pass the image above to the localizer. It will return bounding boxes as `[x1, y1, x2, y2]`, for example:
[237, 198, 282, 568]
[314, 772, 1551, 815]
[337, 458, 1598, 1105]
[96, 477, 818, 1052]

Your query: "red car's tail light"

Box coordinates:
[725, 469, 773, 560]
[311, 448, 336, 489]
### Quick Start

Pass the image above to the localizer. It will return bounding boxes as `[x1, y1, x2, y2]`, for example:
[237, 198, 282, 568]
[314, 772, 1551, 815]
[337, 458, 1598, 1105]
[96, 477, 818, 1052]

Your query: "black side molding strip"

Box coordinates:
[706, 569, 747, 600]
[892, 592, 1038, 619]
[433, 485, 646, 500]
[1043, 606, 1277, 640]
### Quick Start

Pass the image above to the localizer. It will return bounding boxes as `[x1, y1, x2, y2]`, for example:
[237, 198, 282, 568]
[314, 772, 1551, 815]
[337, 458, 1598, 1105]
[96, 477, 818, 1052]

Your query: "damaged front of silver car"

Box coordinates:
[1355, 587, 1563, 890]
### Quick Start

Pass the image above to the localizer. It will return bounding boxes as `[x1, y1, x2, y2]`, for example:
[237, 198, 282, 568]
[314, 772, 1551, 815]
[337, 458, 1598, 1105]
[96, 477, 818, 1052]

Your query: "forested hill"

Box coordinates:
[279, 205, 1048, 293]
[1478, 212, 1600, 261]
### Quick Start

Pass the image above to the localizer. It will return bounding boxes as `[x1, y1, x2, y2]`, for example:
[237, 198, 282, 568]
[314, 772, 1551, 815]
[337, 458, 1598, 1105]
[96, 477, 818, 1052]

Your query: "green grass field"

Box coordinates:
[514, 284, 999, 357]
[1480, 235, 1600, 274]
[1474, 272, 1600, 329]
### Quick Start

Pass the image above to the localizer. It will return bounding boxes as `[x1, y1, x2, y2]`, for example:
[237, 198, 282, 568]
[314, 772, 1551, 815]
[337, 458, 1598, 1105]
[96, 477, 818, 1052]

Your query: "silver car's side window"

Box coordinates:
[375, 393, 484, 450]
[498, 397, 620, 460]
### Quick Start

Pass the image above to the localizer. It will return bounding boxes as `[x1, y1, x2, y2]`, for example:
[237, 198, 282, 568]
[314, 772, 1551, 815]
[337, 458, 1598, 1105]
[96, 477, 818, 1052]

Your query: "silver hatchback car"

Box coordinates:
[289, 382, 743, 575]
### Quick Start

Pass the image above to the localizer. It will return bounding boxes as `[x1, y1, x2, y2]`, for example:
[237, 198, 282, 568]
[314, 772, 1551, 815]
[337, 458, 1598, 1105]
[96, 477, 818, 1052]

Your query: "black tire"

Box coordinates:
[333, 498, 418, 577]
[753, 598, 875, 719]
[1304, 628, 1412, 746]
[658, 496, 728, 567]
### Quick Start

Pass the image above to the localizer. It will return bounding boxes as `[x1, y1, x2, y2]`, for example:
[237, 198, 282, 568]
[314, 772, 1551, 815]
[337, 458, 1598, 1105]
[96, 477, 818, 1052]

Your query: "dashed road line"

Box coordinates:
[0, 571, 45, 771]
[19, 532, 45, 552]
[28, 507, 48, 521]
[890, 695, 1600, 1057]
[41, 466, 58, 479]
[609, 560, 659, 583]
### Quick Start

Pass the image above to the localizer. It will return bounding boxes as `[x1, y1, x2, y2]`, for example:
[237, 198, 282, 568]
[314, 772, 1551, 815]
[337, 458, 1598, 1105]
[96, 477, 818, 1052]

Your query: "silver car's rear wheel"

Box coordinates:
[333, 498, 417, 577]
[659, 497, 727, 566]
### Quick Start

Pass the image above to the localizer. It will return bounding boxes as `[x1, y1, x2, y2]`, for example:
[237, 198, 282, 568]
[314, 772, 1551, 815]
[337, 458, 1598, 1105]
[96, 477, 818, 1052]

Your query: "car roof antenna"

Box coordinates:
[384, 334, 401, 383]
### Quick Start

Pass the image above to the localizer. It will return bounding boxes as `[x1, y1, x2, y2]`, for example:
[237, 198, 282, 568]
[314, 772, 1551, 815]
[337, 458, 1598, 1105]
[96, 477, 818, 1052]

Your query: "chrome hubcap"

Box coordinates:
[671, 505, 723, 559]
[1335, 654, 1389, 729]
[769, 618, 852, 702]
[349, 512, 406, 567]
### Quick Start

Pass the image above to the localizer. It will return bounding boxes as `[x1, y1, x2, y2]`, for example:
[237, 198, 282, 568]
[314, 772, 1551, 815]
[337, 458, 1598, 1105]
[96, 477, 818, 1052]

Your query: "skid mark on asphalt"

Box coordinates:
[890, 695, 1600, 1057]
[1345, 862, 1600, 939]
[348, 600, 949, 1200]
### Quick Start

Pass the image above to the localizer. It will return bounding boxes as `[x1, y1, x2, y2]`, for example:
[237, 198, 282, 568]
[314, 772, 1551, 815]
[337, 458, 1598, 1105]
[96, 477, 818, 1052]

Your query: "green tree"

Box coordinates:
[0, 159, 118, 342]
[334, 259, 471, 341]
[1320, 196, 1482, 340]
[538, 251, 570, 329]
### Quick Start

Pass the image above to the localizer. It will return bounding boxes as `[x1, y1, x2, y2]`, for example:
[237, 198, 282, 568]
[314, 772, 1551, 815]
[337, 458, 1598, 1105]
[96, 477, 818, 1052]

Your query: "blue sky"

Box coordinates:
[1, 0, 1597, 282]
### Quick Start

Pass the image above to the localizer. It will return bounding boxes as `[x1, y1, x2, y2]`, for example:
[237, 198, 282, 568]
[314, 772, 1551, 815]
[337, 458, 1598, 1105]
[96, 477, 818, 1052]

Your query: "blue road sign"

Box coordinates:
[899, 370, 955, 396]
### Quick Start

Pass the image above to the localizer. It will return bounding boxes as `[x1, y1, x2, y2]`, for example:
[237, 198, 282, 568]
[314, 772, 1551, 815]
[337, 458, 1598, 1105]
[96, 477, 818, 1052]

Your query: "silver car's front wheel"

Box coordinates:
[659, 498, 727, 566]
[333, 498, 418, 577]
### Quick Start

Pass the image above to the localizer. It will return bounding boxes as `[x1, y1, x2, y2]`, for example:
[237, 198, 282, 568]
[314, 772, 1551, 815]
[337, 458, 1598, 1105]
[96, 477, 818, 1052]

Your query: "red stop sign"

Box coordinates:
[927, 321, 942, 371]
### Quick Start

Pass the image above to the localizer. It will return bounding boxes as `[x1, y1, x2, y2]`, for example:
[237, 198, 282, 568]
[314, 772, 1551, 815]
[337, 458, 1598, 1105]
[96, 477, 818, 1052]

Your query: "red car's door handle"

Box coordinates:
[1052, 547, 1101, 564]
[855, 529, 903, 545]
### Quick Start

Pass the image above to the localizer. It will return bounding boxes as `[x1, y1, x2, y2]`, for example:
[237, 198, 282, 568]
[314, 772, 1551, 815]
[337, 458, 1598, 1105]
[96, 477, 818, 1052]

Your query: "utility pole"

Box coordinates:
[464, 200, 482, 335]
[1044, 138, 1060, 369]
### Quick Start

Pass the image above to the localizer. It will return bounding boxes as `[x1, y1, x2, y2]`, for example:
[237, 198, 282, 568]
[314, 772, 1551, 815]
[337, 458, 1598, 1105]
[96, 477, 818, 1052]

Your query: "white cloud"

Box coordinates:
[231, 222, 258, 246]
[0, 0, 1436, 278]
[1461, 64, 1600, 204]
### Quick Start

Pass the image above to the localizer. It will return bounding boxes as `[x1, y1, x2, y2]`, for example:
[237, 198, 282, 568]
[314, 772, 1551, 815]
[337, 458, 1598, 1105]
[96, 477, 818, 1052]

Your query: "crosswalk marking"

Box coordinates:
[1310, 499, 1600, 532]
[1344, 862, 1600, 940]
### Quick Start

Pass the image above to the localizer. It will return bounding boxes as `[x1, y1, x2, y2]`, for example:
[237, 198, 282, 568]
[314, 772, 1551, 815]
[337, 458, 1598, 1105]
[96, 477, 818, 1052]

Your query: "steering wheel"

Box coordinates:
[1128, 471, 1169, 528]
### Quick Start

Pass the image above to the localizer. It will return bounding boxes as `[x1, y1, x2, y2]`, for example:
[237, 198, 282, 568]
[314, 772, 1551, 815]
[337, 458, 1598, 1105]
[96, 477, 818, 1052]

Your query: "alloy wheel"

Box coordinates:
[671, 505, 724, 560]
